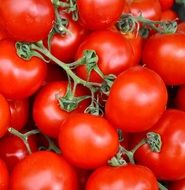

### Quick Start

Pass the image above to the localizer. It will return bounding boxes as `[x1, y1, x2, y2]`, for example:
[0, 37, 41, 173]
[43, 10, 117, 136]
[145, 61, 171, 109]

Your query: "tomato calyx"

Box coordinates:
[117, 14, 177, 37]
[109, 132, 162, 166]
[8, 128, 39, 154]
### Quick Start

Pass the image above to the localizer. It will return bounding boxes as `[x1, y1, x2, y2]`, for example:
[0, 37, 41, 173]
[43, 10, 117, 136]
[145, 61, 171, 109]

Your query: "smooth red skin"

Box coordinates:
[0, 94, 11, 138]
[0, 28, 8, 41]
[49, 14, 87, 63]
[169, 178, 185, 190]
[77, 0, 125, 30]
[142, 33, 185, 85]
[133, 109, 185, 181]
[76, 30, 136, 83]
[33, 81, 89, 138]
[127, 0, 162, 21]
[0, 134, 37, 172]
[0, 159, 9, 190]
[86, 165, 158, 190]
[59, 113, 119, 169]
[0, 40, 47, 99]
[8, 99, 29, 131]
[175, 85, 185, 112]
[10, 151, 79, 190]
[105, 66, 168, 133]
[159, 0, 174, 11]
[161, 9, 178, 21]
[0, 0, 55, 42]
[177, 22, 185, 33]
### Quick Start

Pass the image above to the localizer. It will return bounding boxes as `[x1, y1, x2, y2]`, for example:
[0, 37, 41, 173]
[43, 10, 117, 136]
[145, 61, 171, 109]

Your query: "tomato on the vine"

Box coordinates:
[86, 164, 158, 190]
[77, 0, 125, 30]
[0, 40, 47, 99]
[133, 109, 185, 180]
[105, 66, 168, 133]
[0, 159, 9, 190]
[0, 0, 55, 42]
[159, 0, 174, 11]
[10, 151, 79, 190]
[59, 113, 119, 169]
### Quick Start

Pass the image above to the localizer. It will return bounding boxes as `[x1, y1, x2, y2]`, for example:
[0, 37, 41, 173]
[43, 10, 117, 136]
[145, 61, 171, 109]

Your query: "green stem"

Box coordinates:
[158, 182, 168, 190]
[31, 43, 101, 88]
[8, 128, 40, 154]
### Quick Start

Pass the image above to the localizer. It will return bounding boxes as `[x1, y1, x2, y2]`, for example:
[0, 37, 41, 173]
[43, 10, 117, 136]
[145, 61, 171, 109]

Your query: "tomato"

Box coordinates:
[159, 0, 174, 11]
[0, 159, 9, 190]
[161, 10, 178, 21]
[0, 28, 8, 41]
[142, 33, 185, 85]
[0, 0, 55, 42]
[77, 0, 125, 30]
[0, 134, 37, 172]
[177, 22, 185, 33]
[33, 81, 89, 138]
[59, 113, 119, 169]
[86, 164, 158, 190]
[0, 40, 47, 99]
[169, 178, 185, 190]
[126, 0, 162, 20]
[0, 94, 10, 138]
[105, 66, 167, 133]
[76, 30, 137, 83]
[48, 13, 88, 63]
[8, 99, 29, 131]
[133, 109, 185, 180]
[174, 85, 185, 112]
[10, 151, 79, 190]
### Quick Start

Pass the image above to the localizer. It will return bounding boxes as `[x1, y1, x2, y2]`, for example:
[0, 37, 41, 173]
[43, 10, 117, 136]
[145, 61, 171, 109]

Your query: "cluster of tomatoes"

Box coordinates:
[0, 0, 185, 189]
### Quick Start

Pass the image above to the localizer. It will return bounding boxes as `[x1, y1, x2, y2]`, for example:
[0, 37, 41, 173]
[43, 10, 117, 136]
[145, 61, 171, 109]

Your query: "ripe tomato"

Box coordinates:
[8, 99, 29, 131]
[0, 94, 10, 138]
[0, 28, 8, 41]
[105, 66, 167, 133]
[86, 164, 158, 190]
[48, 13, 88, 63]
[0, 0, 55, 42]
[142, 33, 185, 85]
[169, 178, 185, 190]
[174, 85, 185, 112]
[126, 0, 162, 20]
[177, 22, 185, 33]
[159, 0, 174, 11]
[0, 159, 9, 190]
[77, 0, 125, 30]
[33, 81, 89, 138]
[134, 109, 185, 180]
[59, 113, 119, 169]
[76, 30, 136, 83]
[0, 40, 47, 99]
[10, 151, 79, 190]
[161, 10, 178, 21]
[0, 134, 37, 172]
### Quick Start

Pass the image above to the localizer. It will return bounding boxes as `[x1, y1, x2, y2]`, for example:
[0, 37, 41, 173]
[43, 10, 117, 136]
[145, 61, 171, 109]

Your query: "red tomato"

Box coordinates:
[169, 178, 185, 190]
[142, 33, 185, 85]
[0, 159, 9, 190]
[76, 30, 137, 83]
[0, 94, 10, 138]
[0, 0, 55, 42]
[177, 22, 185, 33]
[0, 40, 47, 99]
[59, 113, 119, 169]
[8, 99, 29, 131]
[33, 81, 89, 138]
[10, 151, 79, 190]
[0, 134, 37, 172]
[159, 0, 174, 11]
[0, 28, 8, 41]
[174, 85, 185, 112]
[105, 66, 167, 133]
[86, 164, 158, 190]
[126, 0, 162, 20]
[161, 10, 178, 21]
[77, 0, 125, 30]
[48, 13, 88, 63]
[134, 109, 185, 180]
